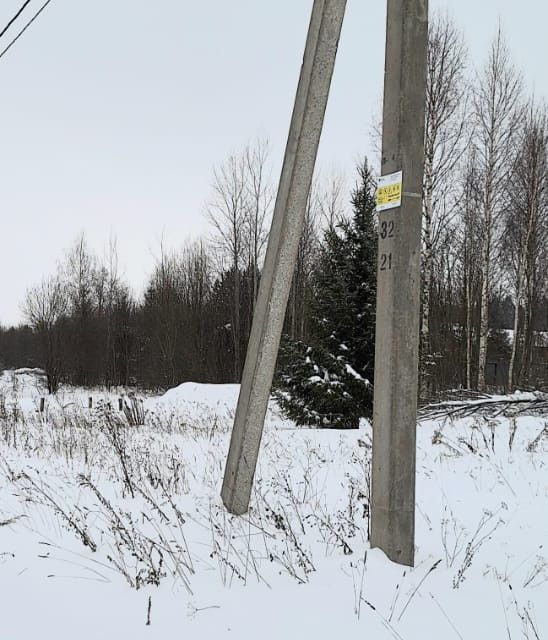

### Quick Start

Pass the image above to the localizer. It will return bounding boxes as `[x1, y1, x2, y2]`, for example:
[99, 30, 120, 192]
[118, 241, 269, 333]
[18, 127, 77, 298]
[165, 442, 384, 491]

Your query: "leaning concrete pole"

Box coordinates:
[370, 0, 428, 567]
[222, 0, 347, 515]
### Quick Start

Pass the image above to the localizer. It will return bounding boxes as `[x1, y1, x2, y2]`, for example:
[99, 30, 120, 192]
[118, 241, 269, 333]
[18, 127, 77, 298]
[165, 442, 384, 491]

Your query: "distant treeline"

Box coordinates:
[0, 223, 543, 396]
[0, 239, 260, 392]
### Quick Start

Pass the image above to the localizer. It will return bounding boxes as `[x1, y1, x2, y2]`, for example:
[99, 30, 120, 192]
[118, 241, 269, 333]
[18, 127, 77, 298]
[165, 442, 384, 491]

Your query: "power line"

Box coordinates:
[0, 0, 54, 61]
[0, 0, 32, 39]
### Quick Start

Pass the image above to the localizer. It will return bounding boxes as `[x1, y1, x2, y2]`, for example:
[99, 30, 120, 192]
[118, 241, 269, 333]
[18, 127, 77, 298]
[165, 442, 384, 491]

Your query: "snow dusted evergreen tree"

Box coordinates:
[275, 161, 377, 428]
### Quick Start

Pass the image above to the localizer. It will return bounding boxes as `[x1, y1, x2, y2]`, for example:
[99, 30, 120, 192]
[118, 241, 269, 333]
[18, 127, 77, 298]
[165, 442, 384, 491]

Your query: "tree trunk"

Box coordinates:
[233, 250, 241, 381]
[518, 270, 534, 387]
[507, 265, 524, 390]
[477, 175, 493, 391]
[465, 261, 473, 389]
[421, 154, 434, 354]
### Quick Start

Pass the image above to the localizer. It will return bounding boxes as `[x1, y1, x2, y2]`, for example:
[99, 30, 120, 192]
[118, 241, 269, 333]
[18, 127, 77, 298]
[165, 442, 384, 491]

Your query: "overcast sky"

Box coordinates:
[1, 0, 546, 327]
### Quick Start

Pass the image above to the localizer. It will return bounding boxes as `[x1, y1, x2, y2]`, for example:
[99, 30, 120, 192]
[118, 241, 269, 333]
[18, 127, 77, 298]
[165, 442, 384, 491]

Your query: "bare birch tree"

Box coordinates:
[422, 12, 468, 355]
[503, 103, 548, 388]
[206, 152, 247, 381]
[459, 151, 484, 388]
[473, 28, 523, 391]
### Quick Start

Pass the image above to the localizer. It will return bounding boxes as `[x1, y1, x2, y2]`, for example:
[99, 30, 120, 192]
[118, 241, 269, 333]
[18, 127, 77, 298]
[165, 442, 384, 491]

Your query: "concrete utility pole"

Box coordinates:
[221, 0, 347, 516]
[370, 0, 429, 567]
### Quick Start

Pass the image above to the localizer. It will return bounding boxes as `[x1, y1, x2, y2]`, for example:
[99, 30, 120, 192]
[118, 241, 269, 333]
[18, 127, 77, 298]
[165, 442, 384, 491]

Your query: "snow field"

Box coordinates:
[0, 370, 546, 639]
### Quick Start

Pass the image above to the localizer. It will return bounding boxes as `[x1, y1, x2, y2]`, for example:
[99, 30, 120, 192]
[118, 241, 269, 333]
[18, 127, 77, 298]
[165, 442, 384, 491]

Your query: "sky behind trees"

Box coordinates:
[1, 0, 546, 326]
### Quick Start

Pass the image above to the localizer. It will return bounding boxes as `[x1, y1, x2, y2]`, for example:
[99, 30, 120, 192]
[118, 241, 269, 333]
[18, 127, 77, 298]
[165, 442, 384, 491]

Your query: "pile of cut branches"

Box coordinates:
[419, 390, 548, 421]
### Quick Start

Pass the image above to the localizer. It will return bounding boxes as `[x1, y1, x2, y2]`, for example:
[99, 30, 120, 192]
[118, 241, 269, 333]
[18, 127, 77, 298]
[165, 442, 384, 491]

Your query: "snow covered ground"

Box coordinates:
[0, 369, 546, 639]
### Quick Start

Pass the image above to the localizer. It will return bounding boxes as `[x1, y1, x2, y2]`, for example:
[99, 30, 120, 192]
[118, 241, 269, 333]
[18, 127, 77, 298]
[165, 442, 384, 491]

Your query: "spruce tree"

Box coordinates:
[275, 161, 378, 427]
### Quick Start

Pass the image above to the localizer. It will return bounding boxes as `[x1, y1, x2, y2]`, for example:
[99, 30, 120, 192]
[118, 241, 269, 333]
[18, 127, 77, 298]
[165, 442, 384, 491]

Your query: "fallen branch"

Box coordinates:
[419, 392, 548, 421]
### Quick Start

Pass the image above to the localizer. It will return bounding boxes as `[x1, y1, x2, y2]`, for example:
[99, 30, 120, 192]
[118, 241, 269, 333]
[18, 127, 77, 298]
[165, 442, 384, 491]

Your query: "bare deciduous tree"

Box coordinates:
[459, 151, 484, 388]
[145, 242, 184, 387]
[243, 139, 273, 312]
[422, 12, 468, 354]
[287, 181, 321, 342]
[23, 276, 67, 393]
[474, 28, 523, 391]
[317, 170, 347, 230]
[503, 103, 548, 388]
[206, 153, 247, 380]
[63, 233, 99, 385]
[180, 241, 213, 379]
[207, 140, 273, 381]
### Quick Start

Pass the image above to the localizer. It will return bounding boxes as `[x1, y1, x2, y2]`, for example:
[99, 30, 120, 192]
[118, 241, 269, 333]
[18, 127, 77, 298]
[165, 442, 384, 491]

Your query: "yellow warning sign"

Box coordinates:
[376, 170, 403, 212]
